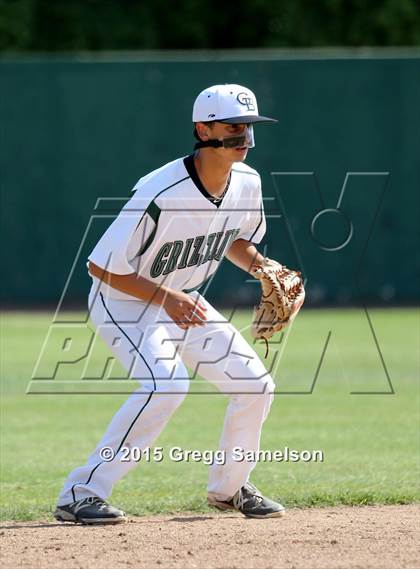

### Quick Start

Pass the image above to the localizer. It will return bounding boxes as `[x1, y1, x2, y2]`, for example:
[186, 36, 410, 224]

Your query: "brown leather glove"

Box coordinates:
[250, 258, 305, 356]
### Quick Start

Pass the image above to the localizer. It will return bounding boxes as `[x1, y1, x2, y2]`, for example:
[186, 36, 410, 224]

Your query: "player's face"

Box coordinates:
[208, 122, 250, 162]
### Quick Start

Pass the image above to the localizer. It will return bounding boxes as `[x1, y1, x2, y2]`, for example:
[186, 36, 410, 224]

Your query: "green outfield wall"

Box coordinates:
[1, 50, 419, 305]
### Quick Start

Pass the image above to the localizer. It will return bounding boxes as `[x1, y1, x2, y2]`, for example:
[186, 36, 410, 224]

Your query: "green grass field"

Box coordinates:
[1, 308, 419, 521]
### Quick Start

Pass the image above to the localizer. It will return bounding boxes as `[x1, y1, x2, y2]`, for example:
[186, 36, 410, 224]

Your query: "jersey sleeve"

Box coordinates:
[236, 186, 266, 245]
[88, 193, 159, 275]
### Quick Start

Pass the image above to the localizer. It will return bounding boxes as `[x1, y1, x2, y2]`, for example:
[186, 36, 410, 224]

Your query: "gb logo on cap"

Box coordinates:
[237, 92, 256, 111]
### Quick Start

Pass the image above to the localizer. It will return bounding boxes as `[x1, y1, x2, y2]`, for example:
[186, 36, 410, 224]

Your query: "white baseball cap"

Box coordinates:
[192, 84, 277, 124]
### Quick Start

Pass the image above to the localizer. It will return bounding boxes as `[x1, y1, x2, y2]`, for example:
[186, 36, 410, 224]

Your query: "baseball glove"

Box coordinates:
[250, 258, 305, 357]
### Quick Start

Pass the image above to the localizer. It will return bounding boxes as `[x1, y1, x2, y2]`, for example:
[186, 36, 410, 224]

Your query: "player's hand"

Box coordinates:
[162, 290, 208, 329]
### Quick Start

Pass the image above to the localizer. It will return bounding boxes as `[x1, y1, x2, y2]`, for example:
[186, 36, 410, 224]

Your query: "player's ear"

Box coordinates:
[195, 122, 212, 141]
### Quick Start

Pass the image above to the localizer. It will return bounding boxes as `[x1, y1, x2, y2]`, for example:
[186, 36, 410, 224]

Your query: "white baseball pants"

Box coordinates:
[57, 284, 275, 506]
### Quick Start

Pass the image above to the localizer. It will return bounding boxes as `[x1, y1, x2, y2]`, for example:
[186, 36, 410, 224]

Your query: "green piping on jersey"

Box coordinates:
[137, 201, 161, 256]
[146, 201, 161, 224]
[134, 175, 190, 258]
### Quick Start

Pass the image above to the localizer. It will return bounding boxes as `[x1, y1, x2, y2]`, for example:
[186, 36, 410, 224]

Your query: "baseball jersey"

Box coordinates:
[88, 154, 266, 301]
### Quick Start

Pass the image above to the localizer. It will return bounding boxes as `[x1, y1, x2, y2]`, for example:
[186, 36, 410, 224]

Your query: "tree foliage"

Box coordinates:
[1, 0, 419, 51]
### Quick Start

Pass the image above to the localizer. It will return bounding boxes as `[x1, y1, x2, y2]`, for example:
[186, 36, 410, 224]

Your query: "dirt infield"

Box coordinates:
[1, 505, 418, 569]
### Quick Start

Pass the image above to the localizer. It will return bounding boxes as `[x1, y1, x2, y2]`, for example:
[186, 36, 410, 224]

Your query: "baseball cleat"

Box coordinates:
[54, 496, 127, 525]
[208, 482, 285, 519]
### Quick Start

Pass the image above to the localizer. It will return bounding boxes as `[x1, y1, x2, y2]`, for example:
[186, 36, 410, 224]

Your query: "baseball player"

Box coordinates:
[54, 84, 285, 524]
